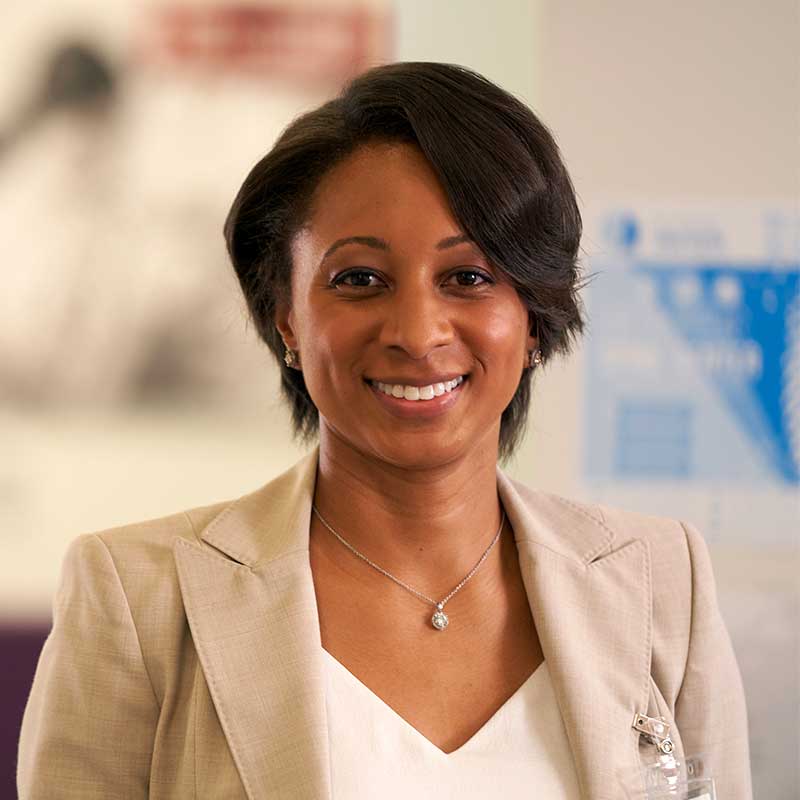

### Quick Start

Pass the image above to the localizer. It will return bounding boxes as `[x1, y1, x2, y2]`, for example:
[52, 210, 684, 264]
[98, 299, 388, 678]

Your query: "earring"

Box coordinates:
[527, 349, 543, 369]
[283, 347, 299, 369]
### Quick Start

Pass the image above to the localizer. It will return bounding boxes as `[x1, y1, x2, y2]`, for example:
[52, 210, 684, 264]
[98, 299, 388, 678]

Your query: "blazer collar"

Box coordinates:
[198, 447, 319, 567]
[197, 445, 615, 568]
[175, 447, 656, 799]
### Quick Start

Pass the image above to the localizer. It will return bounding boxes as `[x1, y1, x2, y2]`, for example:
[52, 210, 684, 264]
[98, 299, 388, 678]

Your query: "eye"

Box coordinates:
[332, 269, 385, 289]
[447, 269, 494, 287]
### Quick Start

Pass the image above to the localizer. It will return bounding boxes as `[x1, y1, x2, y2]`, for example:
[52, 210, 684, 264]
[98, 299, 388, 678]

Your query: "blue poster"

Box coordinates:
[585, 205, 799, 488]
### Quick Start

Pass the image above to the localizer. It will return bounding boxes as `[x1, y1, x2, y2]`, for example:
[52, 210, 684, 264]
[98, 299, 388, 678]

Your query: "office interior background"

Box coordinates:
[2, 0, 798, 797]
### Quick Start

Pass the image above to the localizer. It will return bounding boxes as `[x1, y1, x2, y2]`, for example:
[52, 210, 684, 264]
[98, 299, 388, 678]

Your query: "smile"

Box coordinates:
[368, 376, 466, 402]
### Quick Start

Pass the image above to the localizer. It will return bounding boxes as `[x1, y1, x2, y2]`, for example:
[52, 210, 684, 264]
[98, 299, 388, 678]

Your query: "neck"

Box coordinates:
[311, 426, 514, 599]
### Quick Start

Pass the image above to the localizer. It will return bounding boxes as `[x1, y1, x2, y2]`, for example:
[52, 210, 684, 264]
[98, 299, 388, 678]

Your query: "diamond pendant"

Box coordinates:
[431, 602, 449, 631]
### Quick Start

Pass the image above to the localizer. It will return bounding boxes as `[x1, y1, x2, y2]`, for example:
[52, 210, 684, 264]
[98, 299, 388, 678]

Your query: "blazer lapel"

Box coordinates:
[174, 448, 330, 800]
[497, 470, 653, 799]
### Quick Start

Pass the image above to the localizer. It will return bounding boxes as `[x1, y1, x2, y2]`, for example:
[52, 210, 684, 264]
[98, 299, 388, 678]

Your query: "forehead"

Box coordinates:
[299, 141, 461, 246]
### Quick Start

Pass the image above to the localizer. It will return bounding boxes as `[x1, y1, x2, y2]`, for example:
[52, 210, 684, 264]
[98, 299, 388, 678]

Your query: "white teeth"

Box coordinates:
[374, 376, 465, 401]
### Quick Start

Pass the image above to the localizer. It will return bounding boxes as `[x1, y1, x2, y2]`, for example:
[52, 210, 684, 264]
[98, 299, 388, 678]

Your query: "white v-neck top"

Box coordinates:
[322, 648, 582, 799]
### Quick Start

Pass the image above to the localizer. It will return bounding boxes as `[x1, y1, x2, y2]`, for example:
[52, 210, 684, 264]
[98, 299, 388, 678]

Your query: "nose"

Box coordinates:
[377, 286, 455, 359]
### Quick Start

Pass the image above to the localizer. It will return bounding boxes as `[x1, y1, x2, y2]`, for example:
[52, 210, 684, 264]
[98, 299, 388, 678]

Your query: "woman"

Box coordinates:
[18, 62, 751, 799]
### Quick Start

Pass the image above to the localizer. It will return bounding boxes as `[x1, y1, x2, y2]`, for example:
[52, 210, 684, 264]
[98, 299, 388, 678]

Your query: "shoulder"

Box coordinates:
[56, 496, 237, 631]
[66, 498, 232, 573]
[52, 497, 242, 700]
[61, 449, 318, 588]
[507, 476, 695, 568]
[593, 499, 696, 569]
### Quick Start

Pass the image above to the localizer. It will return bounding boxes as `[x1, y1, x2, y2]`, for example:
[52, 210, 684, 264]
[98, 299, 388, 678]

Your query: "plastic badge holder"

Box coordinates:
[620, 752, 716, 800]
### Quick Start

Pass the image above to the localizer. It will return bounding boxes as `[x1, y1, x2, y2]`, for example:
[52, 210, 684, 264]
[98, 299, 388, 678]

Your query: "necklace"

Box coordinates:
[311, 504, 506, 631]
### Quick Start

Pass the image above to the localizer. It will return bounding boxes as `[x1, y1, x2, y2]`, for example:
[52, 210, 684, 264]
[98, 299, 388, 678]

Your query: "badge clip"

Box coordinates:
[633, 711, 675, 754]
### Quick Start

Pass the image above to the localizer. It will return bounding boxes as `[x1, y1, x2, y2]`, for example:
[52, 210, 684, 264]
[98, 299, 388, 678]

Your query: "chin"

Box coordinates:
[321, 410, 499, 470]
[364, 429, 476, 471]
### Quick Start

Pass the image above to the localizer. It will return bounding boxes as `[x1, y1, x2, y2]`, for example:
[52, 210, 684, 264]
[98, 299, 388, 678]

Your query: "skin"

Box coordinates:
[275, 141, 543, 752]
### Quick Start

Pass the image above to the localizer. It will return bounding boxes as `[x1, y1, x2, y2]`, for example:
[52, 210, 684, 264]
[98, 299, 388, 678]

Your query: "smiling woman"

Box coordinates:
[18, 62, 752, 800]
[225, 62, 585, 463]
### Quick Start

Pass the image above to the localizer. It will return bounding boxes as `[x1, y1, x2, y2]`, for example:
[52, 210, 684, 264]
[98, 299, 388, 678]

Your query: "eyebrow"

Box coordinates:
[320, 234, 473, 265]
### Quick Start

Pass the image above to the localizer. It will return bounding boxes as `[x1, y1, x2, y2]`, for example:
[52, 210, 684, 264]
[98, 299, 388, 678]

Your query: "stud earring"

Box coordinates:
[283, 347, 299, 369]
[527, 349, 544, 369]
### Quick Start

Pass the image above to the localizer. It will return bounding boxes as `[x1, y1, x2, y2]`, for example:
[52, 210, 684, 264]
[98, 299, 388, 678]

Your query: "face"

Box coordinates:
[276, 141, 535, 468]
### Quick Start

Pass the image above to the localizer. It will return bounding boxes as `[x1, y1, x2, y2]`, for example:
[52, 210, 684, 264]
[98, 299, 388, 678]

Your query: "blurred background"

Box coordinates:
[2, 0, 797, 796]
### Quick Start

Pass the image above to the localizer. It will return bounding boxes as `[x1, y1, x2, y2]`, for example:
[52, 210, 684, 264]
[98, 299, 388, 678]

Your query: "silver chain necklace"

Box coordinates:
[311, 504, 506, 631]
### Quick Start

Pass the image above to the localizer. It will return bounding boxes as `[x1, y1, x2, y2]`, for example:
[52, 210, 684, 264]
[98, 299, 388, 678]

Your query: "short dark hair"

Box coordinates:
[224, 61, 585, 461]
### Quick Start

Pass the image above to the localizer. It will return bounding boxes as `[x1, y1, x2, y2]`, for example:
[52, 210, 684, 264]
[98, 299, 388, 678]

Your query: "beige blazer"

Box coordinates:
[18, 448, 752, 799]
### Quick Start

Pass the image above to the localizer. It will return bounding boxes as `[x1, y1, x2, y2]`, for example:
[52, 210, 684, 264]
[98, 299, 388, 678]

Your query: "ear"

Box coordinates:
[526, 313, 539, 352]
[274, 301, 299, 351]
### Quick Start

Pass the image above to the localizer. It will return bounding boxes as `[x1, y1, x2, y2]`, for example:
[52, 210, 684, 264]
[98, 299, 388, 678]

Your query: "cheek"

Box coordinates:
[297, 313, 364, 389]
[470, 303, 529, 365]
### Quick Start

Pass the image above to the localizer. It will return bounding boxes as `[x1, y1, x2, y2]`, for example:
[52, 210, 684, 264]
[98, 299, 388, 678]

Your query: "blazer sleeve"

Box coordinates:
[674, 522, 753, 800]
[17, 533, 159, 799]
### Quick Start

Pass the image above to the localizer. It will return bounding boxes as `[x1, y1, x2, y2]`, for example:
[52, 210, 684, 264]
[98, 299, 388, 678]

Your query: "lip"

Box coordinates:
[365, 375, 467, 420]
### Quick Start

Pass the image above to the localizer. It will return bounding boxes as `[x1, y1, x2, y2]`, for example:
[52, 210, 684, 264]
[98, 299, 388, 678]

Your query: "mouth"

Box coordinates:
[365, 375, 468, 402]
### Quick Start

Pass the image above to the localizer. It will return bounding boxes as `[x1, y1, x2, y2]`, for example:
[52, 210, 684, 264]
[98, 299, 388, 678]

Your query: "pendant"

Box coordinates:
[431, 602, 449, 631]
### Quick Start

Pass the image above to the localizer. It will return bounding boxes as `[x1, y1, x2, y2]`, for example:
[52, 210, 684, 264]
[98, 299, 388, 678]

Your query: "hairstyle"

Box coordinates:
[224, 61, 585, 461]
